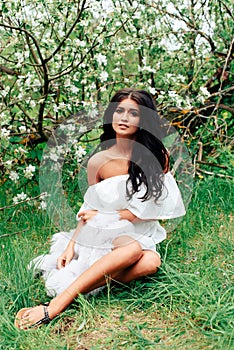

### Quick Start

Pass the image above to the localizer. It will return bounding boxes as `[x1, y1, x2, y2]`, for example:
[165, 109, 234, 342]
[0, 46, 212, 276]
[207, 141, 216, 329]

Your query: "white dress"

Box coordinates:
[30, 173, 185, 296]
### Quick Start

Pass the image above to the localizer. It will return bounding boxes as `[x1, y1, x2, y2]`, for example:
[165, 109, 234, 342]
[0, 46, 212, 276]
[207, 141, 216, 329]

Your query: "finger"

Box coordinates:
[57, 258, 61, 268]
[57, 263, 64, 270]
[57, 258, 64, 269]
[65, 259, 70, 266]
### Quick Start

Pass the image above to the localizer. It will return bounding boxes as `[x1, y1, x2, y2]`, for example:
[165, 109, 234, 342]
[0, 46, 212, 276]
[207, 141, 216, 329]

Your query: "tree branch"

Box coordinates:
[218, 0, 234, 19]
[0, 229, 29, 239]
[0, 193, 47, 211]
[44, 0, 87, 63]
[0, 65, 18, 76]
[218, 104, 234, 114]
[196, 160, 228, 169]
[196, 167, 233, 179]
[24, 29, 44, 80]
[0, 23, 45, 64]
[214, 37, 234, 111]
[148, 2, 216, 52]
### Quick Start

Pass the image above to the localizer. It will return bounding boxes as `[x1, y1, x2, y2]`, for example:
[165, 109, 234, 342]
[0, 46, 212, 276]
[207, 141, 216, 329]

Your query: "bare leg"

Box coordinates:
[19, 240, 144, 326]
[110, 235, 161, 283]
[113, 250, 161, 283]
[69, 250, 160, 297]
[87, 250, 161, 290]
[18, 237, 161, 328]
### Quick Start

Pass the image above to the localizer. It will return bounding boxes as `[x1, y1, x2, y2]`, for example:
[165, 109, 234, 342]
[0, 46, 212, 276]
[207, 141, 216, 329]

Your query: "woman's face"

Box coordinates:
[112, 98, 140, 139]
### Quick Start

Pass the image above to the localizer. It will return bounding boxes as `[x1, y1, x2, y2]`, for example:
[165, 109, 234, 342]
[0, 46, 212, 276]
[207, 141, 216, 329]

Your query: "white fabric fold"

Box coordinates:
[30, 172, 185, 297]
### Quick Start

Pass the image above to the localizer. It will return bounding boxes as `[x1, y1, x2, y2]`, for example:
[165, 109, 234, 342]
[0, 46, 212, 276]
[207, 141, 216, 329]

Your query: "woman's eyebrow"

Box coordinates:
[118, 107, 139, 112]
[129, 108, 140, 112]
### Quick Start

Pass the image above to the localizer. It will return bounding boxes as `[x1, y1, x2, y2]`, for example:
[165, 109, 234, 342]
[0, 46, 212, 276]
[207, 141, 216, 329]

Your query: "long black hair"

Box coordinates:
[100, 88, 169, 202]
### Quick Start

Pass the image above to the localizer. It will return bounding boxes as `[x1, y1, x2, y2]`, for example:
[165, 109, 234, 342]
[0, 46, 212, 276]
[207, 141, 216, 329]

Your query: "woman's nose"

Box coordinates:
[121, 110, 129, 121]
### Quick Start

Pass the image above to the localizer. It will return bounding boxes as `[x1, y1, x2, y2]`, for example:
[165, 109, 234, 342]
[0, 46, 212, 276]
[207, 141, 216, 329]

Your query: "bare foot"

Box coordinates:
[15, 305, 49, 330]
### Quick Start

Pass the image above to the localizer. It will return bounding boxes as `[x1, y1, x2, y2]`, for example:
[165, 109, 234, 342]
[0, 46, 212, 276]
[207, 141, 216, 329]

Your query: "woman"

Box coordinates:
[15, 88, 185, 329]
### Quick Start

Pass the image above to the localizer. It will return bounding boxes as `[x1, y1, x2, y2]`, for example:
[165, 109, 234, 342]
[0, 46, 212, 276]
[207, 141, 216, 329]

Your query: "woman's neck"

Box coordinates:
[113, 137, 135, 158]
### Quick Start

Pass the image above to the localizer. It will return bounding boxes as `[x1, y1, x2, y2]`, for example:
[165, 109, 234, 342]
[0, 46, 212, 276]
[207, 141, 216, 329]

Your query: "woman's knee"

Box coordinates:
[113, 236, 143, 261]
[142, 251, 161, 275]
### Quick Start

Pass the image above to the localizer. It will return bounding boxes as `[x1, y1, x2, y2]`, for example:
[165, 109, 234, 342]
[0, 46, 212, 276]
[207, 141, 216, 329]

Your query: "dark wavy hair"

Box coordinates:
[100, 88, 169, 202]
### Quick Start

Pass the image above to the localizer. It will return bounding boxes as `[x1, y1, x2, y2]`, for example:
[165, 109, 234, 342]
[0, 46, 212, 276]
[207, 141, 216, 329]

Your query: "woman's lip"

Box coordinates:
[119, 124, 129, 128]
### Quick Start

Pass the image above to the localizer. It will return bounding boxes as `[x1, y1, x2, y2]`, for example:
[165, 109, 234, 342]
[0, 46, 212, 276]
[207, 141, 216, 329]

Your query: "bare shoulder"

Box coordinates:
[87, 150, 111, 185]
[88, 150, 110, 167]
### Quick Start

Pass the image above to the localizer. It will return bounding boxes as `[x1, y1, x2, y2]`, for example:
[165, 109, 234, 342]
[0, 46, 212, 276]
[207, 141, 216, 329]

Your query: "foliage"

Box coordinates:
[0, 2, 233, 346]
[0, 177, 233, 349]
[0, 0, 233, 209]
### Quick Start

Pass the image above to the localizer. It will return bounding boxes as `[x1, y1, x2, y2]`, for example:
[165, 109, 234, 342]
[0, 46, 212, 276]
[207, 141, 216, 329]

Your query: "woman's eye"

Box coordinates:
[115, 108, 123, 114]
[115, 108, 139, 117]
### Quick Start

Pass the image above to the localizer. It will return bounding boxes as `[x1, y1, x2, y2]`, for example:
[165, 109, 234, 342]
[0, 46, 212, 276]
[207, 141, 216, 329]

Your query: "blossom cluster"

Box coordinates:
[0, 0, 231, 207]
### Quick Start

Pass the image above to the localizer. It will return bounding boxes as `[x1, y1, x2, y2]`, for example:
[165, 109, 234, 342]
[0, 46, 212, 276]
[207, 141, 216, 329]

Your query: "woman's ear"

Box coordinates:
[164, 151, 170, 174]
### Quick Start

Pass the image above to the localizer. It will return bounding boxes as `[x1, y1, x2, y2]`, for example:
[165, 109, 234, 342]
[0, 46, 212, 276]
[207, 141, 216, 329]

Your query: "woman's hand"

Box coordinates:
[77, 210, 98, 223]
[57, 242, 74, 269]
[57, 211, 97, 269]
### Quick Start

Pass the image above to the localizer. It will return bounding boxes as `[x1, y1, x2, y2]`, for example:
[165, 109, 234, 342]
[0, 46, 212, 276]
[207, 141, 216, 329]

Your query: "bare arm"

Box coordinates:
[57, 155, 101, 269]
[118, 209, 141, 223]
[57, 220, 84, 269]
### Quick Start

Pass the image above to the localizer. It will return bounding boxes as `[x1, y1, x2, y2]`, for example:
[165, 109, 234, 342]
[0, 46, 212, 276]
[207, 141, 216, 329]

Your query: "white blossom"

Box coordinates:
[148, 87, 157, 95]
[9, 171, 19, 182]
[112, 67, 120, 73]
[88, 109, 98, 118]
[30, 100, 36, 108]
[99, 71, 108, 82]
[66, 124, 76, 132]
[50, 152, 59, 162]
[1, 87, 10, 97]
[89, 82, 96, 90]
[39, 200, 47, 210]
[64, 78, 71, 87]
[5, 160, 13, 169]
[18, 147, 28, 154]
[75, 146, 86, 162]
[53, 105, 59, 113]
[133, 11, 141, 19]
[101, 0, 114, 12]
[24, 164, 36, 179]
[40, 192, 48, 200]
[15, 52, 24, 63]
[75, 39, 86, 47]
[199, 87, 210, 97]
[95, 53, 107, 66]
[79, 125, 87, 133]
[58, 29, 65, 37]
[19, 125, 27, 133]
[70, 85, 79, 94]
[13, 192, 28, 204]
[100, 85, 106, 92]
[168, 90, 184, 107]
[168, 90, 178, 98]
[1, 128, 10, 138]
[58, 102, 66, 110]
[178, 74, 186, 83]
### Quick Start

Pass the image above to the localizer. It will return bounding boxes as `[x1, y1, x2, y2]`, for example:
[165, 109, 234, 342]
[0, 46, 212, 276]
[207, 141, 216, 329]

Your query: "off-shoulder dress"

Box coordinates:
[30, 172, 185, 296]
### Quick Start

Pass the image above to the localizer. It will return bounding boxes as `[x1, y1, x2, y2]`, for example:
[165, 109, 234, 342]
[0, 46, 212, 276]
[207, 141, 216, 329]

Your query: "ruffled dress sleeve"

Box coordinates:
[126, 172, 186, 220]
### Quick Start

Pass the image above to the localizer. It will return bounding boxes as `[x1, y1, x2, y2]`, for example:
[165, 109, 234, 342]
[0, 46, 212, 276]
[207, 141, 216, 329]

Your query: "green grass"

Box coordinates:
[0, 177, 233, 349]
